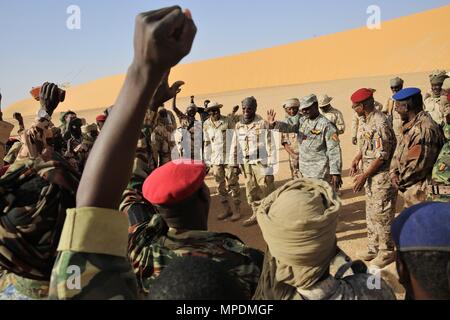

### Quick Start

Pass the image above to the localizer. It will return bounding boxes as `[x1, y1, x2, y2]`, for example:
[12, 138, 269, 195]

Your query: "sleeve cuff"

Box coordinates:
[57, 207, 128, 257]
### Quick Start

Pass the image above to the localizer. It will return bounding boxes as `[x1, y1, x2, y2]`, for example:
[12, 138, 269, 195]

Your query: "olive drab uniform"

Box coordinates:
[203, 114, 241, 218]
[390, 111, 444, 208]
[229, 115, 276, 222]
[358, 109, 397, 254]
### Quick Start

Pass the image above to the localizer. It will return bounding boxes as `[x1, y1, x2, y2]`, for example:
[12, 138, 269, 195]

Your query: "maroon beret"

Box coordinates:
[96, 114, 107, 122]
[142, 160, 207, 206]
[351, 88, 374, 104]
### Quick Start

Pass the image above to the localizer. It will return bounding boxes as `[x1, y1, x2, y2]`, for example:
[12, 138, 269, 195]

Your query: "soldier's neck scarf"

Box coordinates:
[256, 178, 340, 291]
[0, 155, 79, 281]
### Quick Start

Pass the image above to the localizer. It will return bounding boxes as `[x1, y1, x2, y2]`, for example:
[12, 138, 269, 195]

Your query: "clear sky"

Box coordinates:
[1, 0, 449, 107]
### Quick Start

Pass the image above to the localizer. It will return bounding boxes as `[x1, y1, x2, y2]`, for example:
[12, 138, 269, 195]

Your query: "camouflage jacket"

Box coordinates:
[276, 114, 342, 179]
[390, 111, 444, 191]
[351, 101, 383, 139]
[319, 106, 346, 135]
[429, 124, 450, 202]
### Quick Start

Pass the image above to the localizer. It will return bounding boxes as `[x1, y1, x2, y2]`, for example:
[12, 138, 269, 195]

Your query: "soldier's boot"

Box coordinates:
[357, 250, 378, 262]
[217, 201, 233, 220]
[230, 205, 241, 222]
[370, 250, 395, 269]
[242, 213, 257, 227]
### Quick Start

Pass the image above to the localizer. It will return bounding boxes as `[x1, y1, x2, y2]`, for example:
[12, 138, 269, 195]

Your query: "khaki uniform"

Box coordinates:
[320, 106, 346, 135]
[203, 115, 241, 209]
[383, 98, 403, 141]
[424, 94, 445, 125]
[359, 110, 397, 253]
[230, 115, 275, 215]
[390, 111, 445, 207]
[173, 120, 203, 161]
[352, 101, 383, 141]
[150, 109, 177, 167]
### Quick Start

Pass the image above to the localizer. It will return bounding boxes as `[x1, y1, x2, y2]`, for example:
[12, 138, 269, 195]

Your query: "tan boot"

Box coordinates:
[217, 202, 233, 220]
[370, 250, 395, 269]
[230, 206, 241, 222]
[242, 214, 257, 227]
[357, 250, 378, 262]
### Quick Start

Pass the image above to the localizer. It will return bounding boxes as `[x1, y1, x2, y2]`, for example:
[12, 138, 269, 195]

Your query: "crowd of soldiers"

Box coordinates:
[0, 6, 449, 301]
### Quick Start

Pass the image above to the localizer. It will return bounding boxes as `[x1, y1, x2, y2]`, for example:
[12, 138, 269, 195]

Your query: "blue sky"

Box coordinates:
[1, 0, 449, 107]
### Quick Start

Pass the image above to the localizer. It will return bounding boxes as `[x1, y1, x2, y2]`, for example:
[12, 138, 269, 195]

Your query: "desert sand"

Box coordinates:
[4, 5, 449, 299]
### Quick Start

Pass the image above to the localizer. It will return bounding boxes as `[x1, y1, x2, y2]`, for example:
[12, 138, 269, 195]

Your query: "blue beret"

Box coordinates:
[392, 87, 421, 101]
[392, 202, 450, 252]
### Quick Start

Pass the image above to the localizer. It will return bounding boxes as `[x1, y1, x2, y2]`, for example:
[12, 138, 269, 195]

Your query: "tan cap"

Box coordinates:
[317, 94, 333, 108]
[204, 101, 223, 112]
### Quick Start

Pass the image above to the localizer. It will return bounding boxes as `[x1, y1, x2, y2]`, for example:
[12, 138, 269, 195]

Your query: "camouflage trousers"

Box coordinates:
[401, 180, 428, 208]
[365, 171, 397, 252]
[242, 163, 275, 214]
[212, 165, 241, 207]
[288, 155, 300, 179]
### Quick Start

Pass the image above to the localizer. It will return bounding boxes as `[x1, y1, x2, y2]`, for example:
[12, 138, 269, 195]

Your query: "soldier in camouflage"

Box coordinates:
[269, 94, 343, 191]
[349, 88, 397, 269]
[203, 102, 242, 221]
[351, 89, 383, 146]
[382, 77, 404, 141]
[390, 88, 444, 208]
[318, 94, 346, 135]
[280, 98, 301, 179]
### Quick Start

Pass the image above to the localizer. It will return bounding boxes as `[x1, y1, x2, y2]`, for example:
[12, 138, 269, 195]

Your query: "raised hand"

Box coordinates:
[39, 82, 61, 116]
[132, 6, 196, 75]
[150, 71, 185, 110]
[267, 109, 277, 125]
[232, 105, 239, 114]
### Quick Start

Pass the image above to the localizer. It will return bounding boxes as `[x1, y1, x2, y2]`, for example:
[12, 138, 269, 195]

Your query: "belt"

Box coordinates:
[429, 184, 450, 196]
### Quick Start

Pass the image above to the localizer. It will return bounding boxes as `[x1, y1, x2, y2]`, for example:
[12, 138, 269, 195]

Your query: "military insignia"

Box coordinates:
[310, 129, 322, 135]
[439, 163, 447, 172]
[331, 133, 340, 142]
[374, 138, 383, 149]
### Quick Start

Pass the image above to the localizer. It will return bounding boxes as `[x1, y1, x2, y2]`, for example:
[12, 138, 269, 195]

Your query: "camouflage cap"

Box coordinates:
[390, 77, 404, 87]
[429, 70, 449, 85]
[283, 98, 300, 109]
[299, 94, 318, 110]
[317, 94, 333, 108]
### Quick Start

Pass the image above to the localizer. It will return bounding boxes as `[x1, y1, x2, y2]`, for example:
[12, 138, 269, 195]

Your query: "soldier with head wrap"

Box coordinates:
[253, 178, 395, 300]
[280, 98, 301, 179]
[424, 70, 449, 125]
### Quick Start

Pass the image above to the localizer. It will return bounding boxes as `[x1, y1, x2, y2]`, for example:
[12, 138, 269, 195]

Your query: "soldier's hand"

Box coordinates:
[267, 109, 276, 125]
[349, 160, 359, 177]
[232, 105, 239, 114]
[352, 174, 367, 193]
[39, 82, 61, 116]
[132, 6, 196, 75]
[150, 71, 185, 109]
[331, 175, 343, 191]
[352, 137, 357, 145]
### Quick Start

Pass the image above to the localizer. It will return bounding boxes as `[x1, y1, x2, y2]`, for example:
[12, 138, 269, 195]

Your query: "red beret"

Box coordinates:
[351, 88, 374, 104]
[96, 114, 107, 122]
[142, 160, 207, 206]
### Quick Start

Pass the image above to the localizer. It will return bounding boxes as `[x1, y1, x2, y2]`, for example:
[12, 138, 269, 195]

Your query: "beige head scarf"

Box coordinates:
[257, 178, 341, 290]
[429, 70, 449, 85]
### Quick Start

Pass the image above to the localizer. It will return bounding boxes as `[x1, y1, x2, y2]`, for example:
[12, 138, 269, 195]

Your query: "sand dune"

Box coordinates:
[5, 4, 450, 116]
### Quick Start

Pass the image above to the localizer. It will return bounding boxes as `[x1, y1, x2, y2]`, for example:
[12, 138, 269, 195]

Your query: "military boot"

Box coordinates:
[230, 205, 241, 222]
[370, 250, 395, 269]
[242, 213, 257, 227]
[357, 250, 378, 262]
[217, 202, 233, 220]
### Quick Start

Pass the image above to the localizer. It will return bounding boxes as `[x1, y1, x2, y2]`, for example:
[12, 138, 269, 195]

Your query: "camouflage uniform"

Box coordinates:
[277, 114, 342, 181]
[203, 115, 241, 215]
[0, 120, 14, 169]
[390, 111, 445, 208]
[383, 97, 403, 141]
[424, 92, 445, 126]
[319, 106, 346, 135]
[230, 115, 276, 217]
[358, 110, 397, 253]
[281, 115, 300, 179]
[352, 101, 383, 142]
